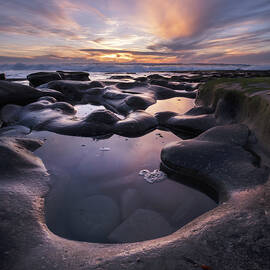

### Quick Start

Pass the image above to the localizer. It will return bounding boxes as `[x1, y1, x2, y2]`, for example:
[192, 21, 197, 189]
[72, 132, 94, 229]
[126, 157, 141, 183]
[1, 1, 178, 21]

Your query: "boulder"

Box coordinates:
[147, 74, 168, 80]
[155, 111, 217, 136]
[27, 72, 62, 87]
[114, 111, 158, 137]
[161, 125, 268, 192]
[185, 106, 214, 116]
[56, 71, 89, 81]
[39, 80, 103, 101]
[0, 81, 63, 107]
[0, 73, 5, 80]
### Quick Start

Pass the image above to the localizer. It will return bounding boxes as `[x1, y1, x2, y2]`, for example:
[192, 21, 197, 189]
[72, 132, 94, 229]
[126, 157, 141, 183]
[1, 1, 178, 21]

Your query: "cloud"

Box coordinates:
[81, 48, 177, 56]
[142, 0, 270, 52]
[0, 0, 82, 39]
[80, 48, 182, 63]
[0, 0, 270, 64]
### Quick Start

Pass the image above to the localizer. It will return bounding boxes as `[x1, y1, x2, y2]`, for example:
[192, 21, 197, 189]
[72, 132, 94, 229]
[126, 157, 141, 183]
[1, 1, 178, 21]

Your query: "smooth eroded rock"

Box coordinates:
[0, 81, 63, 107]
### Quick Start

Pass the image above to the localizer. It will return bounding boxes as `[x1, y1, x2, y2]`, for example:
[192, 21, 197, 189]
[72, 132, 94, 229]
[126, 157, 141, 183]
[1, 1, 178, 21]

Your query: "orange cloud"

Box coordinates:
[137, 0, 214, 39]
[81, 49, 180, 63]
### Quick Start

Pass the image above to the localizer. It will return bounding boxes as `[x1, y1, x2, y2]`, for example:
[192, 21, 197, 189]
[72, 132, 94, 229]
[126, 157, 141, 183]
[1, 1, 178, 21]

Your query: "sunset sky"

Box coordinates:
[1, 0, 270, 64]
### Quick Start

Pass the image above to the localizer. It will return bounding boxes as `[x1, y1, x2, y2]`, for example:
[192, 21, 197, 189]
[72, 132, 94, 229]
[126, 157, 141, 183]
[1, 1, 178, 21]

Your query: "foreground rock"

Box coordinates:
[0, 81, 63, 107]
[161, 124, 268, 195]
[0, 137, 46, 178]
[1, 73, 270, 270]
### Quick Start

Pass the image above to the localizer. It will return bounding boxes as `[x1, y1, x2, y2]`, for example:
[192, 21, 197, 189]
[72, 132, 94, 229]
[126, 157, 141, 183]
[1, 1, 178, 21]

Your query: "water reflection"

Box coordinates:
[31, 129, 216, 244]
[146, 97, 194, 115]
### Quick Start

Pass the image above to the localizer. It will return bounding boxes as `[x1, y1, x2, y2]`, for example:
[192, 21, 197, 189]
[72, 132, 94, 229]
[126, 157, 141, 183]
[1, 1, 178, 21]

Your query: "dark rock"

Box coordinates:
[116, 81, 147, 89]
[27, 72, 62, 87]
[27, 71, 90, 87]
[0, 81, 63, 107]
[102, 90, 128, 100]
[150, 85, 196, 99]
[0, 125, 31, 137]
[39, 80, 102, 101]
[185, 106, 214, 116]
[0, 73, 5, 80]
[85, 109, 120, 125]
[196, 124, 250, 146]
[150, 80, 192, 91]
[147, 74, 168, 80]
[155, 111, 217, 135]
[0, 104, 22, 124]
[109, 75, 134, 80]
[125, 95, 155, 110]
[57, 71, 89, 81]
[135, 76, 148, 82]
[114, 111, 158, 137]
[161, 125, 268, 193]
[154, 111, 178, 125]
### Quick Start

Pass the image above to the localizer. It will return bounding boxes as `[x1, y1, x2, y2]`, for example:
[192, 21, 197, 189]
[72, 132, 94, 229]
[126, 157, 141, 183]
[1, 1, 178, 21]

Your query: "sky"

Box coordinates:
[0, 0, 270, 65]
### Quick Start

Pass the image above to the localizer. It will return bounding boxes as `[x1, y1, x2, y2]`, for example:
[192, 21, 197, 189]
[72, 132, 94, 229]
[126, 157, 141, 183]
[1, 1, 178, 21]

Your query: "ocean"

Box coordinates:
[1, 63, 270, 80]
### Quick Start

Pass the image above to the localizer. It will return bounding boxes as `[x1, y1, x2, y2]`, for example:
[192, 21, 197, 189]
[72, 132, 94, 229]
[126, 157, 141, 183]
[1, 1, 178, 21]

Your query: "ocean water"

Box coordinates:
[1, 63, 270, 80]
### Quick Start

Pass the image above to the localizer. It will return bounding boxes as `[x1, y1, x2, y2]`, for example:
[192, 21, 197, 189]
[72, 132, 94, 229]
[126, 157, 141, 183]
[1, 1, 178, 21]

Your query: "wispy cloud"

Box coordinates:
[0, 0, 270, 64]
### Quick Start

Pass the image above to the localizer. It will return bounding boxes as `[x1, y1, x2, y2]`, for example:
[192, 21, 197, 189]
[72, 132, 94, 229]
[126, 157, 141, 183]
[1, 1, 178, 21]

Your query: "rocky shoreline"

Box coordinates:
[1, 70, 270, 270]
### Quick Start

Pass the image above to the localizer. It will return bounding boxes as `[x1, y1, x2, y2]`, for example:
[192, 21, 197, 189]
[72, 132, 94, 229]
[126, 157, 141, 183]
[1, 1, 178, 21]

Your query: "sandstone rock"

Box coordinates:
[0, 137, 46, 178]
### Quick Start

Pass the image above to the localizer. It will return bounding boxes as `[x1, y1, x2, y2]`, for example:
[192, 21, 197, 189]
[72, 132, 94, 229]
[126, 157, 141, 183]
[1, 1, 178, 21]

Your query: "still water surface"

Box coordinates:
[30, 98, 216, 243]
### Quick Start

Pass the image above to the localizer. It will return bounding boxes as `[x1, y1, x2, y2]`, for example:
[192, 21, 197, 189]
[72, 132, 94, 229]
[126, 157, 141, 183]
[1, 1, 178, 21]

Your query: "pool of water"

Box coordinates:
[30, 127, 216, 244]
[146, 97, 194, 115]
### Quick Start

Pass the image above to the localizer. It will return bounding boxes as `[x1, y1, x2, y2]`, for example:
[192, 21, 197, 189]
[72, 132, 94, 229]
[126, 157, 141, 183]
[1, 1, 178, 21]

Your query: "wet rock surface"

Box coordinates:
[0, 81, 63, 107]
[161, 124, 269, 195]
[1, 70, 270, 270]
[27, 71, 90, 87]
